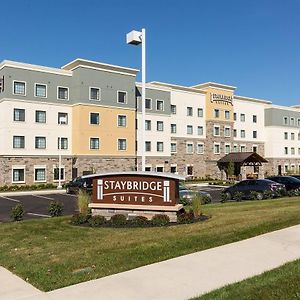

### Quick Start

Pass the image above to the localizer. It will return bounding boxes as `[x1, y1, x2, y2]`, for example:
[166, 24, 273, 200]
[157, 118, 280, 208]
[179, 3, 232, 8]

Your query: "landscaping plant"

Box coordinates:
[110, 214, 127, 226]
[191, 195, 202, 218]
[10, 204, 24, 221]
[70, 213, 89, 225]
[151, 214, 170, 226]
[233, 191, 243, 202]
[77, 190, 91, 215]
[131, 216, 149, 227]
[249, 191, 258, 200]
[88, 215, 106, 227]
[48, 201, 64, 217]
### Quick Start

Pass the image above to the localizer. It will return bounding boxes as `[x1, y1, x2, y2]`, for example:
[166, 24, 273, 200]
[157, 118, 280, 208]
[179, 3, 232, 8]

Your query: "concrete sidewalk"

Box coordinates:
[0, 189, 66, 197]
[2, 224, 300, 300]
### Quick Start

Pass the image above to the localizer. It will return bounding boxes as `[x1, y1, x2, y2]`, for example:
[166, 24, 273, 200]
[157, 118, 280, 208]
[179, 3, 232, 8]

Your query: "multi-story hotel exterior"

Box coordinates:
[1, 58, 300, 185]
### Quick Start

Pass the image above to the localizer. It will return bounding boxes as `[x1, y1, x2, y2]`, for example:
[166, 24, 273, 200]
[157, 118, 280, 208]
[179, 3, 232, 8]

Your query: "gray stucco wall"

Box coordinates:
[265, 108, 300, 128]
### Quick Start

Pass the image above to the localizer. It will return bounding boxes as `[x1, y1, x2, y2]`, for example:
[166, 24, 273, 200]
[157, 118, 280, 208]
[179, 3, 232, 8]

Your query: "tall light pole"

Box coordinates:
[126, 28, 146, 171]
[57, 127, 62, 189]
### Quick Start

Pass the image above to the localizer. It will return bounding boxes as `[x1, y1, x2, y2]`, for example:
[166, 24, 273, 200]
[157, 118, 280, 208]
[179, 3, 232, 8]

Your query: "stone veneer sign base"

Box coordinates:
[87, 171, 185, 222]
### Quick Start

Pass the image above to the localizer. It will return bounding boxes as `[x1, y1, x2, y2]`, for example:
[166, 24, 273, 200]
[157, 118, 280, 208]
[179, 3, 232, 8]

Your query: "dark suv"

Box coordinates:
[65, 176, 93, 194]
[222, 179, 285, 200]
[266, 176, 300, 191]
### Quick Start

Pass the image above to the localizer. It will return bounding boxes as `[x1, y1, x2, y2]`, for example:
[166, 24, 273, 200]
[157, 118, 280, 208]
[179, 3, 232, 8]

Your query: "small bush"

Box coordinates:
[201, 195, 212, 204]
[179, 196, 189, 206]
[151, 214, 170, 226]
[191, 195, 202, 218]
[263, 190, 273, 199]
[233, 191, 243, 202]
[220, 192, 229, 203]
[177, 211, 194, 224]
[70, 213, 88, 225]
[110, 214, 127, 226]
[287, 190, 297, 197]
[131, 216, 149, 227]
[10, 204, 24, 221]
[77, 190, 91, 215]
[88, 215, 106, 227]
[249, 191, 258, 200]
[48, 201, 64, 217]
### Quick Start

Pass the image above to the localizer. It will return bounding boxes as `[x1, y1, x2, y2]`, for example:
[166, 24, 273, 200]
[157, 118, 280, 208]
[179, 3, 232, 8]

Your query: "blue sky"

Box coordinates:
[1, 0, 300, 105]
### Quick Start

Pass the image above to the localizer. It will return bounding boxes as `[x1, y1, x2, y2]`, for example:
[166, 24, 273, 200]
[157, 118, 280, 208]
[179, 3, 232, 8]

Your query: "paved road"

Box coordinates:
[188, 184, 224, 203]
[0, 193, 77, 223]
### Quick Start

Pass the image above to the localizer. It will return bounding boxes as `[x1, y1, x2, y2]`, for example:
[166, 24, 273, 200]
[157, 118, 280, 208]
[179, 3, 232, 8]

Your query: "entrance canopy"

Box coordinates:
[217, 152, 268, 167]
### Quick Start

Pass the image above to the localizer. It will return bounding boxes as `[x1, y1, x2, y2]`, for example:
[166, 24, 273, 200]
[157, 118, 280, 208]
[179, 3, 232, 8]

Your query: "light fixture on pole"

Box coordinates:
[126, 28, 146, 172]
[57, 119, 63, 190]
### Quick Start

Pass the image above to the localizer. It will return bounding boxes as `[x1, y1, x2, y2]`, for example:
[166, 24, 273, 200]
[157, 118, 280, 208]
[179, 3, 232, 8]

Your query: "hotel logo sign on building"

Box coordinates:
[210, 93, 233, 106]
[92, 174, 177, 206]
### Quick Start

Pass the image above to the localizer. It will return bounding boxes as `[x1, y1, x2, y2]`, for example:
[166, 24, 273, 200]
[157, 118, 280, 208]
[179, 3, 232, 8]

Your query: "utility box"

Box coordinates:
[126, 30, 142, 45]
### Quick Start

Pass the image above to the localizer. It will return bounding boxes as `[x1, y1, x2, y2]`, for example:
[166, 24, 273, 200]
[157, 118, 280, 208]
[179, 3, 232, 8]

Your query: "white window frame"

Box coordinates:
[34, 165, 47, 183]
[157, 141, 164, 152]
[57, 86, 69, 101]
[13, 80, 26, 96]
[283, 116, 288, 125]
[233, 144, 238, 152]
[145, 120, 151, 131]
[89, 137, 100, 150]
[240, 145, 246, 152]
[155, 165, 164, 172]
[213, 125, 220, 137]
[187, 125, 193, 135]
[34, 83, 47, 98]
[197, 126, 203, 136]
[284, 147, 288, 155]
[290, 117, 295, 126]
[224, 110, 230, 119]
[156, 99, 164, 111]
[186, 142, 194, 154]
[53, 165, 65, 182]
[214, 109, 220, 118]
[35, 136, 47, 149]
[252, 144, 258, 152]
[35, 110, 46, 124]
[117, 114, 127, 127]
[145, 165, 152, 172]
[224, 143, 231, 154]
[197, 142, 204, 154]
[145, 141, 151, 152]
[171, 104, 177, 114]
[187, 106, 193, 116]
[291, 147, 295, 155]
[171, 123, 177, 134]
[171, 142, 177, 153]
[224, 126, 231, 137]
[214, 142, 220, 154]
[170, 164, 177, 174]
[89, 87, 101, 101]
[241, 130, 246, 138]
[90, 112, 100, 125]
[197, 108, 203, 117]
[240, 113, 246, 122]
[117, 90, 128, 104]
[118, 138, 127, 151]
[12, 165, 26, 184]
[157, 121, 164, 131]
[145, 98, 152, 110]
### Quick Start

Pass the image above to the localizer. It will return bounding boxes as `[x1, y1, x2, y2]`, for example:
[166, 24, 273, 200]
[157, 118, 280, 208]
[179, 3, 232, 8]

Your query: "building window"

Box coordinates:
[156, 100, 164, 111]
[35, 84, 47, 98]
[213, 126, 220, 136]
[117, 91, 127, 104]
[118, 139, 127, 151]
[58, 137, 68, 150]
[253, 146, 258, 153]
[291, 147, 295, 155]
[291, 133, 295, 140]
[214, 143, 220, 154]
[157, 121, 164, 131]
[145, 120, 151, 130]
[35, 136, 46, 149]
[225, 144, 231, 154]
[198, 108, 203, 117]
[284, 132, 288, 140]
[197, 126, 203, 136]
[187, 107, 193, 116]
[240, 145, 246, 152]
[283, 117, 288, 125]
[234, 113, 237, 121]
[13, 136, 25, 148]
[284, 147, 288, 155]
[58, 112, 68, 124]
[13, 108, 25, 122]
[145, 98, 152, 109]
[156, 166, 164, 172]
[225, 110, 230, 119]
[240, 114, 245, 122]
[90, 138, 100, 150]
[145, 141, 151, 152]
[241, 130, 246, 138]
[253, 115, 257, 123]
[298, 148, 300, 155]
[233, 129, 237, 137]
[13, 81, 26, 95]
[157, 142, 164, 152]
[35, 110, 46, 123]
[224, 127, 231, 137]
[214, 109, 220, 118]
[171, 104, 176, 114]
[118, 115, 127, 127]
[90, 87, 100, 101]
[290, 117, 295, 126]
[170, 165, 177, 173]
[90, 112, 100, 125]
[171, 124, 177, 133]
[233, 145, 238, 152]
[197, 143, 204, 154]
[57, 87, 69, 100]
[187, 125, 193, 135]
[145, 166, 152, 172]
[186, 143, 193, 154]
[253, 131, 257, 139]
[54, 167, 65, 181]
[171, 142, 177, 153]
[34, 168, 46, 182]
[298, 119, 300, 126]
[12, 168, 25, 183]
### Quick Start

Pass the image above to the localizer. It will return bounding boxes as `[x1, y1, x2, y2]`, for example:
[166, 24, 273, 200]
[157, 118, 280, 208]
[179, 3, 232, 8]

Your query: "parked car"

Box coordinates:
[222, 179, 285, 200]
[65, 176, 93, 194]
[179, 183, 212, 204]
[291, 175, 300, 181]
[266, 176, 300, 191]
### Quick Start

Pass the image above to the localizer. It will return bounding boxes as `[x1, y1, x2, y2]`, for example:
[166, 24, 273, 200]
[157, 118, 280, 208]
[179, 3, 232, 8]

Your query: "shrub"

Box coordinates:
[70, 213, 88, 225]
[249, 191, 258, 200]
[151, 214, 170, 226]
[263, 190, 273, 199]
[191, 195, 202, 218]
[201, 194, 212, 204]
[177, 211, 194, 224]
[77, 190, 91, 215]
[131, 216, 149, 227]
[233, 191, 243, 202]
[220, 192, 229, 203]
[110, 214, 127, 226]
[48, 201, 64, 217]
[10, 204, 24, 221]
[179, 196, 189, 206]
[287, 190, 297, 197]
[88, 215, 106, 227]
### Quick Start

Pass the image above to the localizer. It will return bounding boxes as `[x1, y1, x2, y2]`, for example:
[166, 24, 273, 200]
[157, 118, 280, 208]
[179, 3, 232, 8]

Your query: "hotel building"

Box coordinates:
[0, 58, 300, 185]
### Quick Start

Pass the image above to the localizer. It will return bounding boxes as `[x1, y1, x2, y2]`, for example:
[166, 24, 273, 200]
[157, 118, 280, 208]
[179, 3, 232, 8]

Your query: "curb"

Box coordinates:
[0, 189, 66, 197]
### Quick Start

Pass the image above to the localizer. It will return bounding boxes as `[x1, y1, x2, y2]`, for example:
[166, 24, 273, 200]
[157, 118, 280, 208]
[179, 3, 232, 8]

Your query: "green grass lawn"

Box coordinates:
[192, 258, 300, 300]
[0, 198, 300, 291]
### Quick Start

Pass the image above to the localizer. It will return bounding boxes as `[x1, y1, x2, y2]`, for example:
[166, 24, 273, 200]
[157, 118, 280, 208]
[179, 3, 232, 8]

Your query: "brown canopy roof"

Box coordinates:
[218, 152, 268, 164]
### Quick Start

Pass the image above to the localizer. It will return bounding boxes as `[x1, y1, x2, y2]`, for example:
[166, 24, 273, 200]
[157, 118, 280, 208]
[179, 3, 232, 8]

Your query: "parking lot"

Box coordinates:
[0, 192, 77, 223]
